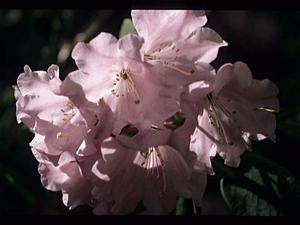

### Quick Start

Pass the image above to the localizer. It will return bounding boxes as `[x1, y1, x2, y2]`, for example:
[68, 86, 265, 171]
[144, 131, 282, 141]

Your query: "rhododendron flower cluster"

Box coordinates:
[14, 10, 279, 215]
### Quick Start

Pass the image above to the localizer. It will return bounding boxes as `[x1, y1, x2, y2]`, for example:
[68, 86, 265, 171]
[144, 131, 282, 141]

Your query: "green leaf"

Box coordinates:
[174, 197, 201, 215]
[220, 152, 300, 216]
[118, 18, 137, 39]
[174, 197, 187, 215]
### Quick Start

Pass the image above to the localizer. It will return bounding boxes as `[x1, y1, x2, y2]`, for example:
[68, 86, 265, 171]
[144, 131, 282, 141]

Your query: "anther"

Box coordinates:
[57, 126, 79, 139]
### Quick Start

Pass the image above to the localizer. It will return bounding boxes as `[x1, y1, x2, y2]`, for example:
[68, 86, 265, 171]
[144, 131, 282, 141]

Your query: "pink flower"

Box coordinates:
[132, 10, 227, 85]
[13, 9, 281, 215]
[14, 65, 98, 210]
[14, 65, 93, 165]
[60, 32, 179, 134]
[37, 151, 95, 210]
[76, 132, 204, 215]
[188, 62, 280, 167]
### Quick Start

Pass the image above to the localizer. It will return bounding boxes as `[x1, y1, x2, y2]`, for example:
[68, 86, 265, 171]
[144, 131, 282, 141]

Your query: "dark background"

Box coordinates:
[0, 10, 299, 215]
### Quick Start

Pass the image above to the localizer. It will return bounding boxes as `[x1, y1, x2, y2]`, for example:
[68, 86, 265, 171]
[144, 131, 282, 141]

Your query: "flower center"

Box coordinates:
[111, 69, 140, 104]
[140, 147, 166, 196]
[56, 101, 79, 139]
[207, 94, 237, 145]
[144, 42, 195, 76]
[60, 101, 77, 122]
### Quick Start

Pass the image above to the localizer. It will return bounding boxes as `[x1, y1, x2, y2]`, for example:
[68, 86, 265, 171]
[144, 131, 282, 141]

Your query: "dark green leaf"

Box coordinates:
[220, 152, 300, 216]
[174, 197, 201, 215]
[174, 197, 187, 215]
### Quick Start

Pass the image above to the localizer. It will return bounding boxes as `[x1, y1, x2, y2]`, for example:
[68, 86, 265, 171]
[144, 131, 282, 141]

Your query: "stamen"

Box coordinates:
[192, 198, 197, 214]
[90, 196, 96, 204]
[57, 126, 79, 139]
[60, 101, 78, 122]
[140, 147, 167, 196]
[155, 147, 166, 196]
[217, 102, 232, 118]
[207, 96, 233, 145]
[111, 69, 140, 104]
[254, 107, 276, 113]
[145, 42, 194, 76]
[125, 79, 140, 104]
[166, 64, 194, 76]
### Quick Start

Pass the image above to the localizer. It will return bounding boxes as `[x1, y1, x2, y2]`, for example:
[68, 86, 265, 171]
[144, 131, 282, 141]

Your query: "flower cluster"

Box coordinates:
[14, 10, 279, 214]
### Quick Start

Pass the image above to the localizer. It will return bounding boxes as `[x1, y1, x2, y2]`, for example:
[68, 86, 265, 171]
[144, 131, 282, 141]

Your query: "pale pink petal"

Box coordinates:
[132, 10, 207, 53]
[14, 65, 89, 165]
[38, 161, 94, 209]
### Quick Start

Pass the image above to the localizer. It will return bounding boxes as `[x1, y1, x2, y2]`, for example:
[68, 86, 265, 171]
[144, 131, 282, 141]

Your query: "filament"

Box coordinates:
[144, 42, 194, 76]
[207, 96, 233, 146]
[155, 147, 166, 196]
[57, 126, 79, 139]
[165, 63, 195, 76]
[192, 198, 197, 214]
[254, 107, 276, 113]
[140, 147, 167, 196]
[125, 78, 140, 104]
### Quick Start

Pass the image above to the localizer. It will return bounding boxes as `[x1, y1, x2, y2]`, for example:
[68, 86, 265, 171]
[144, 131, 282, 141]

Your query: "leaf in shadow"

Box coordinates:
[220, 152, 300, 216]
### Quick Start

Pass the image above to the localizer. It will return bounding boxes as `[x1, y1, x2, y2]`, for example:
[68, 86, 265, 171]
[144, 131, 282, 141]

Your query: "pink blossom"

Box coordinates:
[188, 62, 279, 167]
[14, 65, 92, 165]
[61, 32, 179, 133]
[37, 151, 95, 210]
[76, 133, 204, 215]
[132, 10, 227, 85]
[13, 9, 281, 215]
